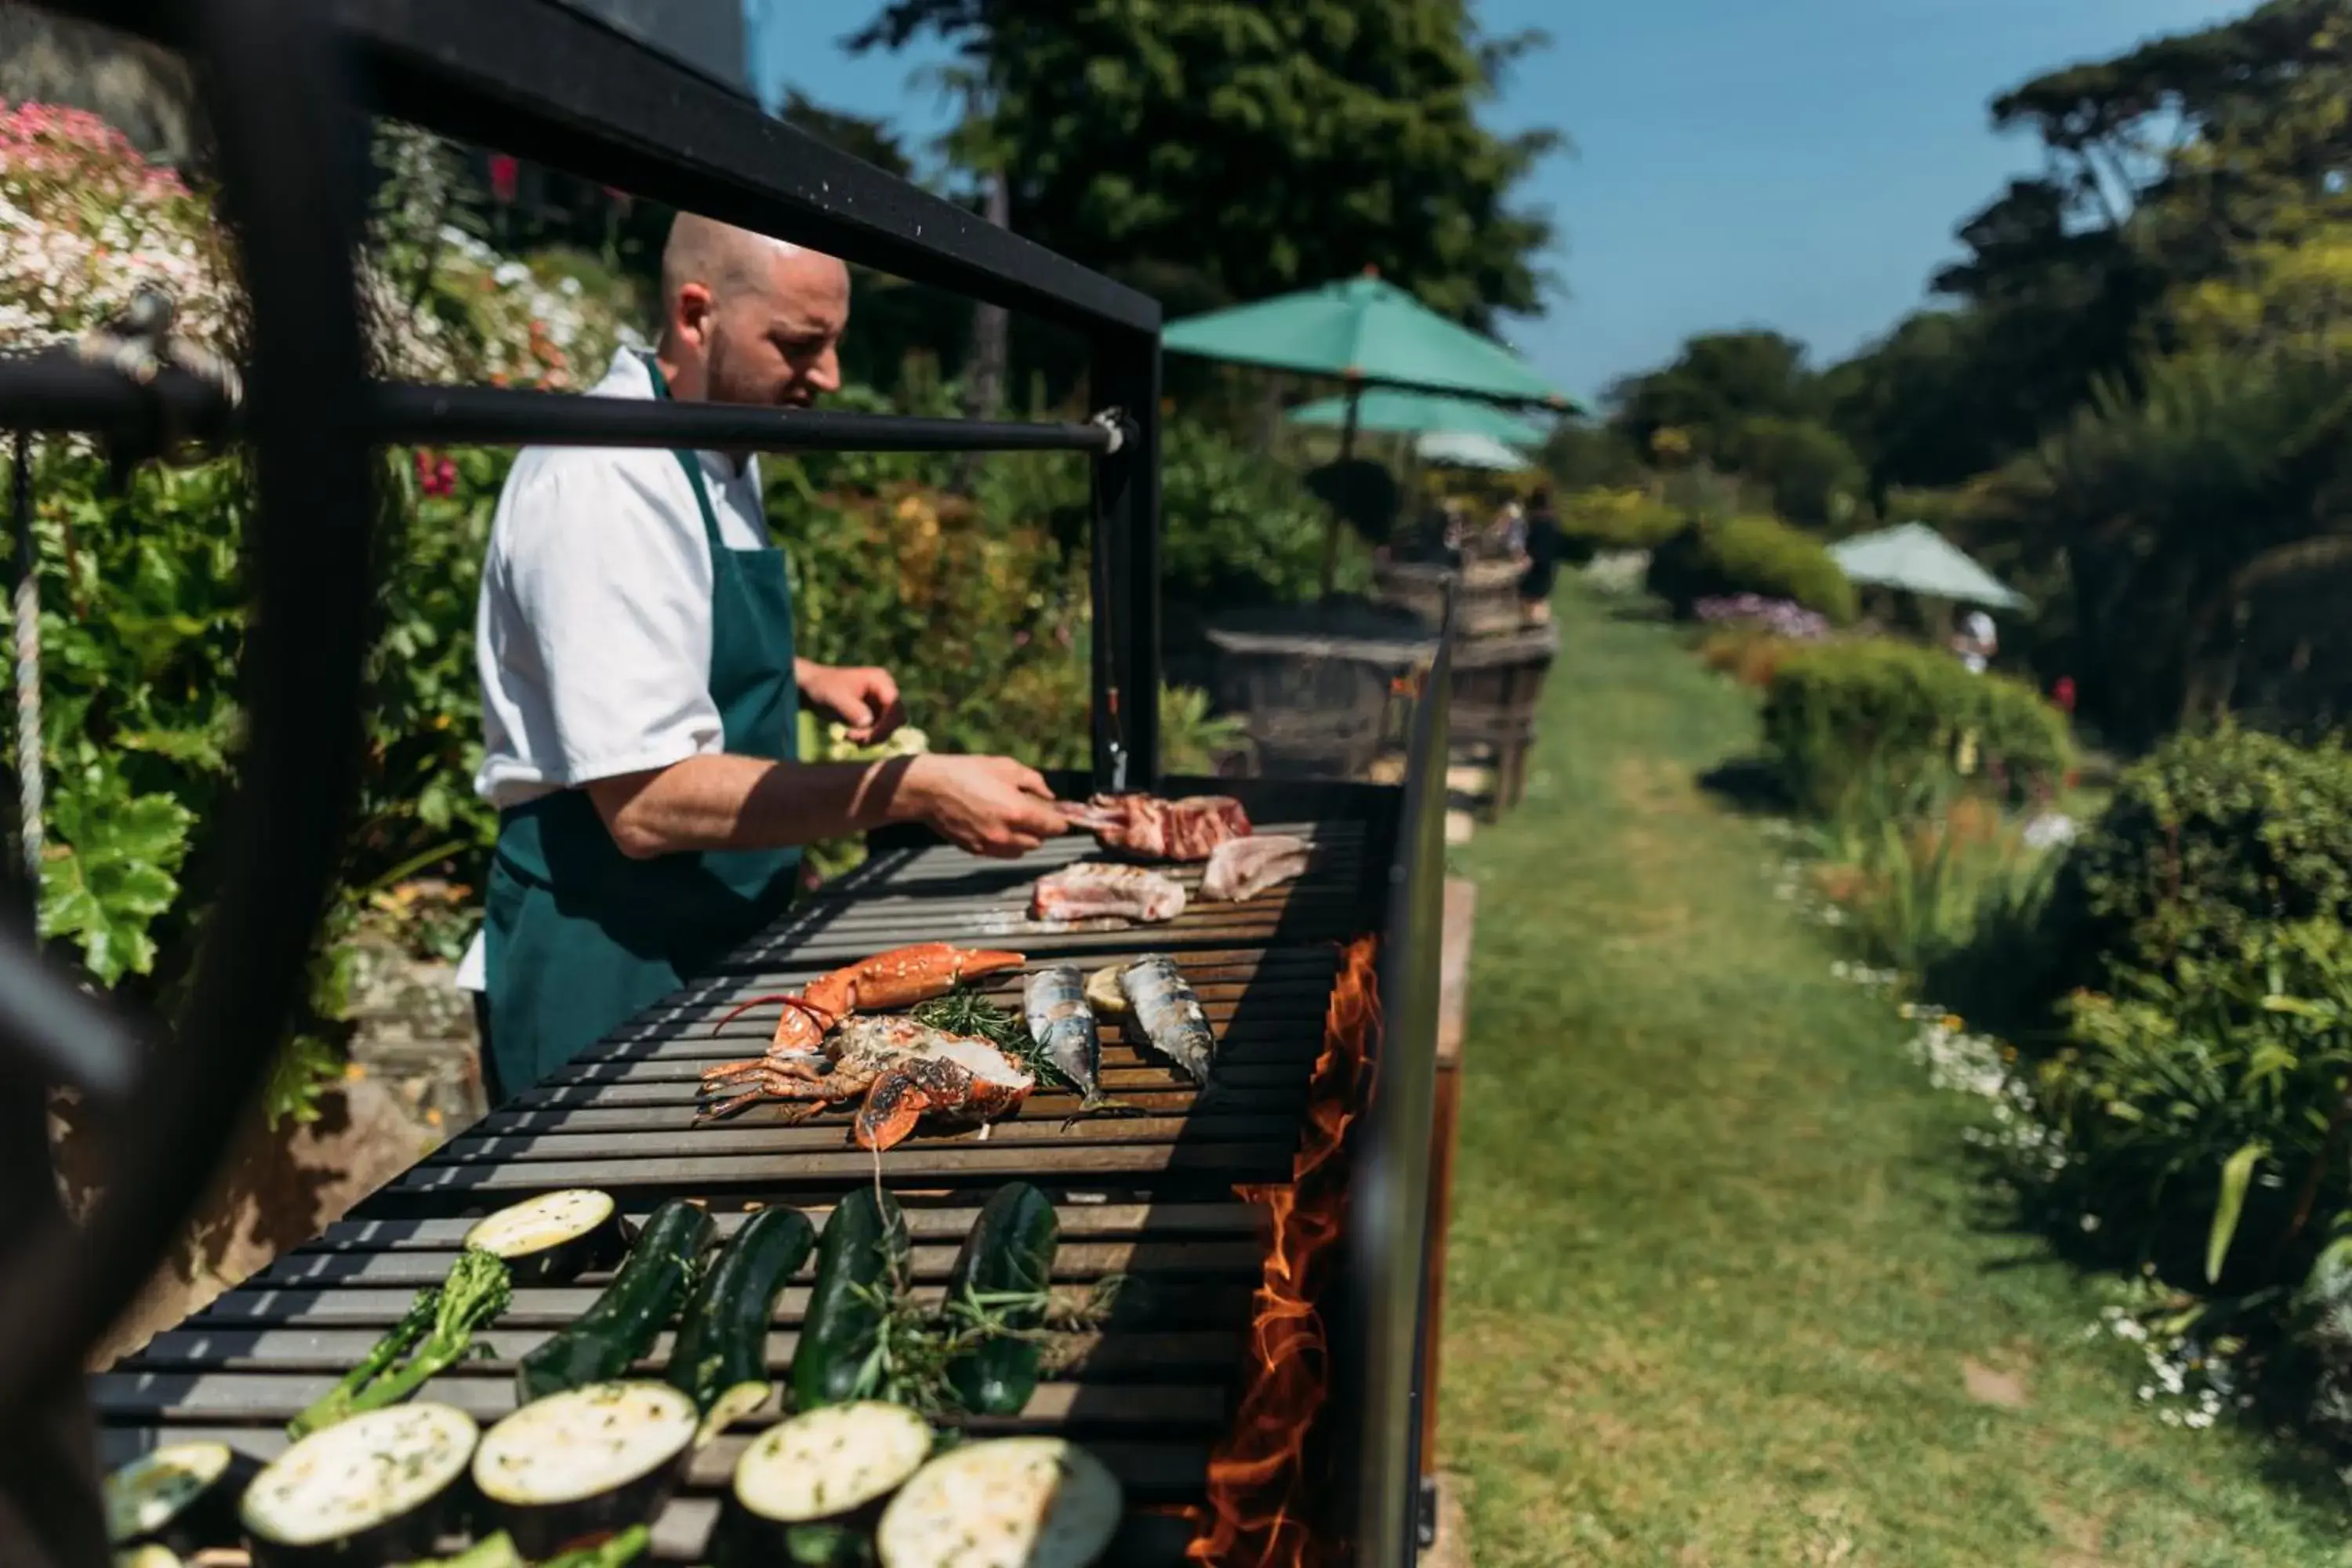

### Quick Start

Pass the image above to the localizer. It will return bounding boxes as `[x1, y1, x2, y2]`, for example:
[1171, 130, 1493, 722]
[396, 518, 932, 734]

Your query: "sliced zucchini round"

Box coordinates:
[736, 1402, 932, 1523]
[471, 1380, 696, 1558]
[104, 1439, 259, 1551]
[238, 1402, 477, 1567]
[876, 1437, 1122, 1568]
[463, 1190, 626, 1284]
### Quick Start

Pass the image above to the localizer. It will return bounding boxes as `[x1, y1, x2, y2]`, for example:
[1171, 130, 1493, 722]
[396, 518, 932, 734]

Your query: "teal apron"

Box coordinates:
[482, 363, 800, 1102]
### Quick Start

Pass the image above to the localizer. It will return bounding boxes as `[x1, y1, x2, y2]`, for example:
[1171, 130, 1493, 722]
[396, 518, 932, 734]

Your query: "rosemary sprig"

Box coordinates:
[839, 1252, 1122, 1417]
[912, 988, 1078, 1094]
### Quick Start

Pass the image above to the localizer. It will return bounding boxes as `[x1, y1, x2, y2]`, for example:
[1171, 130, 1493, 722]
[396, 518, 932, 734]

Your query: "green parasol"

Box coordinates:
[1287, 387, 1552, 447]
[1165, 270, 1570, 590]
[1416, 430, 1536, 471]
[1828, 522, 2027, 612]
[1163, 273, 1566, 406]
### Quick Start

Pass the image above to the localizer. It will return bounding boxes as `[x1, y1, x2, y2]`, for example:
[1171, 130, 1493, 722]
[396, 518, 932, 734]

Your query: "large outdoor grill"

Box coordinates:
[90, 775, 1436, 1562]
[0, 3, 1454, 1565]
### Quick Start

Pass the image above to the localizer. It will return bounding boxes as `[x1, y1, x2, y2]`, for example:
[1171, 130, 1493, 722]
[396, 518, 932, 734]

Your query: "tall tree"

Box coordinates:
[848, 0, 1563, 330]
[1849, 0, 2352, 492]
[1606, 331, 1868, 527]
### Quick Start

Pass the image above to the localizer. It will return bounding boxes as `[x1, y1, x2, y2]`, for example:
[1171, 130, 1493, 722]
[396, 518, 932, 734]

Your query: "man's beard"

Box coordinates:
[703, 329, 768, 408]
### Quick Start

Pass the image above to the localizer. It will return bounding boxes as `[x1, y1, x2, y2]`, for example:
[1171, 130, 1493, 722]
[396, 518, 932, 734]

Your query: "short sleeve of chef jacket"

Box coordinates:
[473, 351, 771, 808]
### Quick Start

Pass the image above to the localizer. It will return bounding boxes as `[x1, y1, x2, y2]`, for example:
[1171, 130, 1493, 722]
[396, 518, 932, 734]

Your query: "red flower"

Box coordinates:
[488, 154, 520, 204]
[413, 449, 457, 499]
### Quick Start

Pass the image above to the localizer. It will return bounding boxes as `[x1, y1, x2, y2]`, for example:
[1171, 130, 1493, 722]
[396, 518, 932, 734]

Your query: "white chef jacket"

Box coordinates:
[456, 348, 776, 993]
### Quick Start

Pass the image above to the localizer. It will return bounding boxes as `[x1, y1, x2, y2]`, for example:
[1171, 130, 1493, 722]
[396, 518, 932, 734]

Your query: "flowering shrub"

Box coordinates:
[0, 107, 626, 1108]
[361, 125, 644, 388]
[1693, 593, 1830, 641]
[0, 100, 235, 348]
[1646, 513, 1860, 625]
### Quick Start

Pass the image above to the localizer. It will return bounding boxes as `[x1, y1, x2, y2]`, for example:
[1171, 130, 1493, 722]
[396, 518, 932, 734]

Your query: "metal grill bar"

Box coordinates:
[0, 354, 1123, 456]
[69, 0, 1160, 336]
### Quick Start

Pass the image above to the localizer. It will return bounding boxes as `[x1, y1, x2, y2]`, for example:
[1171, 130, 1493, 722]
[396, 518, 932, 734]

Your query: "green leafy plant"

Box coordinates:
[1646, 513, 1860, 624]
[2036, 921, 2352, 1290]
[1555, 485, 1686, 556]
[1762, 636, 2071, 817]
[2049, 726, 2352, 994]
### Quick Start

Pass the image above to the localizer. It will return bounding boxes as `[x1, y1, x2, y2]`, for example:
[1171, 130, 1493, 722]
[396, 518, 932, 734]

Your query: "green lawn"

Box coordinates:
[1438, 586, 2352, 1566]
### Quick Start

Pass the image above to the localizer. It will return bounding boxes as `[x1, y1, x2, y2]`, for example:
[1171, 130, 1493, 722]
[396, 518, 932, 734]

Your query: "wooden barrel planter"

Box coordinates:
[1377, 557, 1527, 640]
[1204, 603, 1437, 780]
[1448, 622, 1558, 815]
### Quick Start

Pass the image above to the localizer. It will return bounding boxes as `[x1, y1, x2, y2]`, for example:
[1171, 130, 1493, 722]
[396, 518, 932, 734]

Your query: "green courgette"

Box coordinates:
[791, 1187, 910, 1410]
[670, 1205, 817, 1435]
[517, 1199, 714, 1403]
[942, 1183, 1059, 1416]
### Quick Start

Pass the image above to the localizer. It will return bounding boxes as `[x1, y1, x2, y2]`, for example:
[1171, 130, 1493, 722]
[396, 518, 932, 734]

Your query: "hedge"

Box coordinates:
[2048, 727, 2352, 990]
[1761, 637, 2072, 815]
[1646, 514, 1858, 625]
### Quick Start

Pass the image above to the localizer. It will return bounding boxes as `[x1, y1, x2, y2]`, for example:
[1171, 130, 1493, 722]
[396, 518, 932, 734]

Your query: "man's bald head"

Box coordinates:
[655, 214, 850, 408]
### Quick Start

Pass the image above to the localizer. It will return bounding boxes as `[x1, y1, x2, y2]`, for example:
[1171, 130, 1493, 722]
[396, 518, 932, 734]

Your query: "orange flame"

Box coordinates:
[1189, 935, 1383, 1568]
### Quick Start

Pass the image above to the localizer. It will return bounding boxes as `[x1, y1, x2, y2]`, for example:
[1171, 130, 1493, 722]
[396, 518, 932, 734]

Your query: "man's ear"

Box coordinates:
[673, 281, 717, 349]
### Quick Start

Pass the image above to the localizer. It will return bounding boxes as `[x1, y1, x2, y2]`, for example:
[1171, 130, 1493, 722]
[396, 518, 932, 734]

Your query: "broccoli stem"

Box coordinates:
[286, 1249, 513, 1437]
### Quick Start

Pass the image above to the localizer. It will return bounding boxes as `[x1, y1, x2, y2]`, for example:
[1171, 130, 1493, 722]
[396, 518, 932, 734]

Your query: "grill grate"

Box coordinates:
[92, 816, 1381, 1563]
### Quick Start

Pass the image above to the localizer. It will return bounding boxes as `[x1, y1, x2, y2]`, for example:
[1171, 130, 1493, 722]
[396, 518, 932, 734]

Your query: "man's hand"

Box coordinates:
[901, 754, 1068, 859]
[797, 661, 906, 746]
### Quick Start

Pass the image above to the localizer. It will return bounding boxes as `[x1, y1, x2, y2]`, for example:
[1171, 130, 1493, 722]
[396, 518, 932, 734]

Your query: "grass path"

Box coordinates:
[1437, 589, 2352, 1566]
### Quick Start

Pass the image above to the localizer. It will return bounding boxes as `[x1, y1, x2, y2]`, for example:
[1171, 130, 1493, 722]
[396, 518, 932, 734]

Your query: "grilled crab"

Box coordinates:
[696, 1014, 1035, 1149]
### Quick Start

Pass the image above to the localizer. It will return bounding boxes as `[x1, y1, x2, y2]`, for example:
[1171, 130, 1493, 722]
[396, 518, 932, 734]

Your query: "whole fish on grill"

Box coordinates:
[1029, 862, 1185, 924]
[1023, 965, 1104, 1107]
[1200, 833, 1312, 902]
[1116, 956, 1216, 1087]
[1065, 793, 1250, 862]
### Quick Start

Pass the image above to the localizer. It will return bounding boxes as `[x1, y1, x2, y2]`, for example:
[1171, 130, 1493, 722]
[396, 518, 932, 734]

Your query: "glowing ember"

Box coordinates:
[1190, 935, 1382, 1568]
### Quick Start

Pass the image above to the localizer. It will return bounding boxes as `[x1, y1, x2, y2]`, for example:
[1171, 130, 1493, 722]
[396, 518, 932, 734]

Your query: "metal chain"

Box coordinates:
[9, 429, 35, 916]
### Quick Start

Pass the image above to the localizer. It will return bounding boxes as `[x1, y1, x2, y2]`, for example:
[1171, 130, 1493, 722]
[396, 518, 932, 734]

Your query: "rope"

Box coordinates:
[9, 429, 38, 917]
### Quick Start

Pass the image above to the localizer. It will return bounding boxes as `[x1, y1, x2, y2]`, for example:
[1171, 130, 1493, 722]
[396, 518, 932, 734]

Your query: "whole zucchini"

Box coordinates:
[942, 1183, 1059, 1416]
[790, 1187, 910, 1410]
[669, 1205, 817, 1432]
[517, 1199, 714, 1403]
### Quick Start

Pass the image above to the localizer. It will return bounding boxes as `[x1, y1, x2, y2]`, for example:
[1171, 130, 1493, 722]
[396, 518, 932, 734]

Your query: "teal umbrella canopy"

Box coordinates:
[1828, 523, 2028, 612]
[1416, 430, 1535, 471]
[1163, 274, 1566, 406]
[1288, 388, 1552, 446]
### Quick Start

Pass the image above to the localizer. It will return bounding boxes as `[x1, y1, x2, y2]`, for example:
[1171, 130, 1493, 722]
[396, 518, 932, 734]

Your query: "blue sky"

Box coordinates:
[746, 0, 2250, 405]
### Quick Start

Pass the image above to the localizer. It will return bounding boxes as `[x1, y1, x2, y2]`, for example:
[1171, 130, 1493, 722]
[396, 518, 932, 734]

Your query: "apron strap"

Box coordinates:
[643, 353, 725, 552]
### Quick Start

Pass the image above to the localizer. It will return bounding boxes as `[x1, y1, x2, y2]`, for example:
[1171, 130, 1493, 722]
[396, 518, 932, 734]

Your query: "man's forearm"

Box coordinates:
[586, 753, 924, 859]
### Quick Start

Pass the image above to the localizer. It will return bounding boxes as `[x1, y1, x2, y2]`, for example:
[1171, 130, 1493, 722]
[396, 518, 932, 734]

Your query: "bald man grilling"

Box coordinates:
[462, 215, 1066, 1101]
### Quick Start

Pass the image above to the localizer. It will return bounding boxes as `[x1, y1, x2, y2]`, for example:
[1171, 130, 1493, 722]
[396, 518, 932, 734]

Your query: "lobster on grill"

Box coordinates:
[696, 942, 1026, 1142]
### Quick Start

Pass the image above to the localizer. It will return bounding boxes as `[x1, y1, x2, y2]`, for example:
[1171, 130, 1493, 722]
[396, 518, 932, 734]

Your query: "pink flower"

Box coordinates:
[413, 449, 457, 498]
[488, 154, 519, 205]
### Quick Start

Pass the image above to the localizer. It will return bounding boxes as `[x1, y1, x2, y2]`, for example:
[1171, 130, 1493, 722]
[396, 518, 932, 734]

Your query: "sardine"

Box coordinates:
[1023, 964, 1104, 1107]
[1116, 955, 1216, 1086]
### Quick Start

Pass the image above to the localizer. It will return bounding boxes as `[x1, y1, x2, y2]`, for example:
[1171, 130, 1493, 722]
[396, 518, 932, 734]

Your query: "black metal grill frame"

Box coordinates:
[0, 5, 1454, 1563]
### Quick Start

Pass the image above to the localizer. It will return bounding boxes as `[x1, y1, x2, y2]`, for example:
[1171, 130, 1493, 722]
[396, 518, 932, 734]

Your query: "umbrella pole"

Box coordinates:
[1322, 380, 1362, 599]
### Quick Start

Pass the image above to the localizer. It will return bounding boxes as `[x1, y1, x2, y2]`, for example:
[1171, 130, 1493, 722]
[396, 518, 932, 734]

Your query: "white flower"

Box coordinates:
[2022, 811, 2078, 851]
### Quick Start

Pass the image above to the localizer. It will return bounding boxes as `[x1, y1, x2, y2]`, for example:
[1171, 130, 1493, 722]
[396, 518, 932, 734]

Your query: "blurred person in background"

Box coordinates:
[1518, 486, 1565, 624]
